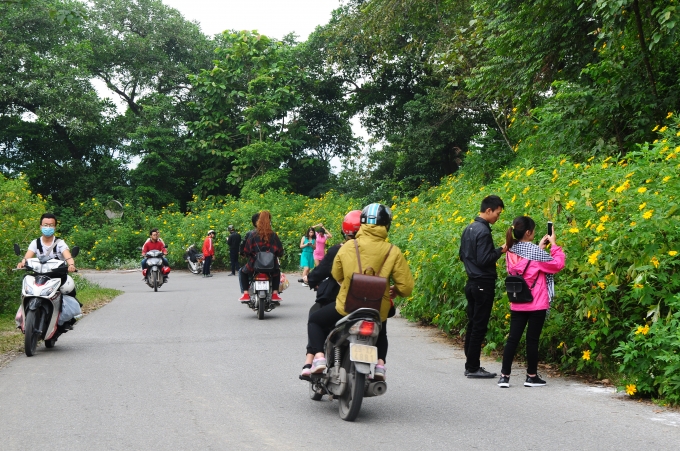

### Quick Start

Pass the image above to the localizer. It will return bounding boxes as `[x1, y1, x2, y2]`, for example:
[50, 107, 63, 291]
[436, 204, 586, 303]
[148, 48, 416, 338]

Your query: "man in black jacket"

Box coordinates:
[226, 225, 241, 276]
[459, 195, 506, 378]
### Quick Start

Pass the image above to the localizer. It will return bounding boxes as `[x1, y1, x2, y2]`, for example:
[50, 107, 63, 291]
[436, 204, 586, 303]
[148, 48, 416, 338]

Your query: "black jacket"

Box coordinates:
[459, 217, 503, 281]
[227, 231, 241, 252]
[307, 243, 342, 306]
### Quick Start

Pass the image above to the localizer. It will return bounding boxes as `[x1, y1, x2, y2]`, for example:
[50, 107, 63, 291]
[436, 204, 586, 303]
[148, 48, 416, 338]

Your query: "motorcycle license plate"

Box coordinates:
[254, 281, 269, 291]
[349, 344, 378, 364]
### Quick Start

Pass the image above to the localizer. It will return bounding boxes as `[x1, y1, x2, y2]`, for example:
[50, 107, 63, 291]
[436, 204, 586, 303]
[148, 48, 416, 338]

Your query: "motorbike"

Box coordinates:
[184, 244, 204, 275]
[243, 271, 279, 320]
[302, 307, 386, 421]
[13, 243, 82, 357]
[142, 249, 170, 291]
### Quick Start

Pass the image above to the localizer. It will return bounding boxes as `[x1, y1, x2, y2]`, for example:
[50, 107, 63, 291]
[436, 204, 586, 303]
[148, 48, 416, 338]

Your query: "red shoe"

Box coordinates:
[271, 293, 282, 302]
[238, 293, 250, 302]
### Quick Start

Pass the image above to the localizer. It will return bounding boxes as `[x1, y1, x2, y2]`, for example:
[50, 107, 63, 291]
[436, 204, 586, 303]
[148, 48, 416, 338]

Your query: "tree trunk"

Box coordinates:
[631, 0, 658, 99]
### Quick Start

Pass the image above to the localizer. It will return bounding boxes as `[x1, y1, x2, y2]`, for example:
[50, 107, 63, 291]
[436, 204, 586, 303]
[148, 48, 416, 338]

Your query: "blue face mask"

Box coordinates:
[41, 226, 55, 237]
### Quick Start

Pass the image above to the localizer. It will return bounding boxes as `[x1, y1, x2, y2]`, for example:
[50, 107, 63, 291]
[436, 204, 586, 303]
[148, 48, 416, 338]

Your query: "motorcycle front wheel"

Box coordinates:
[338, 351, 365, 421]
[152, 271, 158, 292]
[24, 309, 42, 357]
[187, 261, 201, 275]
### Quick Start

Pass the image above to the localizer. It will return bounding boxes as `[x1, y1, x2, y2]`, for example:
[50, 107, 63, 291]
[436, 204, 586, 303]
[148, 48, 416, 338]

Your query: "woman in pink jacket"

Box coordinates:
[498, 216, 565, 388]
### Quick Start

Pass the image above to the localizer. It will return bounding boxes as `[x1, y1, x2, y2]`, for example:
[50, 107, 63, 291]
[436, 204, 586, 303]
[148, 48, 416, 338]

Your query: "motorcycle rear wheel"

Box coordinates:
[24, 309, 42, 357]
[257, 297, 265, 320]
[338, 352, 365, 421]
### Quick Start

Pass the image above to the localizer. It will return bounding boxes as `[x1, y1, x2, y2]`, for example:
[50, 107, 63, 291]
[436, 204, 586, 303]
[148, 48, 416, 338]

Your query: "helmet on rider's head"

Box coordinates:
[341, 210, 362, 238]
[207, 230, 215, 236]
[360, 203, 392, 231]
[60, 275, 75, 294]
[228, 224, 234, 232]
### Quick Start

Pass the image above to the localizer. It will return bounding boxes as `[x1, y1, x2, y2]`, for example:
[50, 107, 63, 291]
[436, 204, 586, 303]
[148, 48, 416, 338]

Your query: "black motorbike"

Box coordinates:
[302, 307, 387, 421]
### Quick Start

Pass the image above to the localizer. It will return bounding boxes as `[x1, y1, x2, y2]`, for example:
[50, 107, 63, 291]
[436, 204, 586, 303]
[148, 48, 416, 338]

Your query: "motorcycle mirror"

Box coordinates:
[71, 246, 80, 258]
[13, 243, 21, 256]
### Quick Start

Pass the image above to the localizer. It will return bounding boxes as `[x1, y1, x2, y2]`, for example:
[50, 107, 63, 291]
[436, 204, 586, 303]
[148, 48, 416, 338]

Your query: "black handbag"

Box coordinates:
[505, 259, 539, 303]
[254, 244, 276, 272]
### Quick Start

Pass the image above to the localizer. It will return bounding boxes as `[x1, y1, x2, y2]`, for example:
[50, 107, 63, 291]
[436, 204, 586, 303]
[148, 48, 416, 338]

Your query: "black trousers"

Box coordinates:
[464, 279, 496, 372]
[229, 250, 240, 275]
[203, 255, 212, 275]
[501, 309, 547, 376]
[307, 302, 388, 362]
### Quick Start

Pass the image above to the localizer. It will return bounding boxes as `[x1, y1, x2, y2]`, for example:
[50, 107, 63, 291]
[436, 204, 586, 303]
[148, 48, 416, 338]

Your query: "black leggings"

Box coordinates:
[501, 309, 547, 376]
[239, 268, 280, 292]
[307, 302, 388, 363]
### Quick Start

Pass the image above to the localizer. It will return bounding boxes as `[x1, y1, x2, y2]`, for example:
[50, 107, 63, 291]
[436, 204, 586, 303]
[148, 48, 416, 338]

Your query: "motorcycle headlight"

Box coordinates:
[23, 278, 34, 295]
[40, 280, 60, 297]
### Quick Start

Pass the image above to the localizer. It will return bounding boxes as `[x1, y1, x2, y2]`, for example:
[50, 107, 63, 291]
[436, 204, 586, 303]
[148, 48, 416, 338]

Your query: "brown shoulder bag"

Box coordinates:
[344, 240, 393, 313]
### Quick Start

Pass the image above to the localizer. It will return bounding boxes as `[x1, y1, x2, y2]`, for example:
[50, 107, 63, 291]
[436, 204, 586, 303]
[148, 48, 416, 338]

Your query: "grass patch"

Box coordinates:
[0, 274, 121, 368]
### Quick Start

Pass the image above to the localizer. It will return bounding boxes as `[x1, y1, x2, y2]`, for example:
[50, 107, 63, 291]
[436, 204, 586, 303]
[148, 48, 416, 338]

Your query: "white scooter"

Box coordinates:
[13, 244, 82, 357]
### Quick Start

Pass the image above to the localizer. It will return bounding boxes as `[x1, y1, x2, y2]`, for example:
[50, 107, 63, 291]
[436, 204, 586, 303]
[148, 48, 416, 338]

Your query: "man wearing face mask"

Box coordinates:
[17, 213, 77, 296]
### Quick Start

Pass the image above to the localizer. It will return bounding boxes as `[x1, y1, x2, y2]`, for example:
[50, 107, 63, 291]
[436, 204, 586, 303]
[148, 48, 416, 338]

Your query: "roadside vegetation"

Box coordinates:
[1, 0, 678, 403]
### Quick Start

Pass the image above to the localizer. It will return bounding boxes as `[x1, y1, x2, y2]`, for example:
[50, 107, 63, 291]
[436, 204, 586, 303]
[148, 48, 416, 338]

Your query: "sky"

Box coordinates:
[161, 0, 343, 40]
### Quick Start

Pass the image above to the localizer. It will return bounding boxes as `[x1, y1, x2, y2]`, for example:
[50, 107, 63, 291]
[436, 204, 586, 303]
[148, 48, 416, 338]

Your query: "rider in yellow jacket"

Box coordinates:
[332, 224, 414, 322]
[302, 203, 414, 381]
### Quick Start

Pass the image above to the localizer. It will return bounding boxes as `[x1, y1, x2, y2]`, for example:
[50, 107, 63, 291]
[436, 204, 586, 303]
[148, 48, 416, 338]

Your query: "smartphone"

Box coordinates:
[547, 221, 553, 236]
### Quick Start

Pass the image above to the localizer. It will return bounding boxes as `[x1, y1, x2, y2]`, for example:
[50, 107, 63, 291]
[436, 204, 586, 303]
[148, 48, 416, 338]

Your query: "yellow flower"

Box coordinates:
[650, 256, 659, 268]
[635, 325, 650, 335]
[505, 313, 511, 319]
[669, 251, 678, 256]
[626, 384, 637, 396]
[568, 227, 580, 233]
[638, 202, 646, 210]
[630, 221, 637, 227]
[642, 210, 653, 219]
[659, 126, 668, 133]
[557, 342, 565, 349]
[511, 194, 517, 203]
[525, 168, 535, 176]
[597, 282, 606, 289]
[663, 176, 672, 182]
[637, 187, 647, 194]
[582, 350, 591, 361]
[596, 224, 605, 233]
[667, 112, 673, 119]
[599, 214, 609, 223]
[565, 200, 576, 210]
[588, 250, 601, 265]
[522, 186, 530, 194]
[633, 283, 644, 289]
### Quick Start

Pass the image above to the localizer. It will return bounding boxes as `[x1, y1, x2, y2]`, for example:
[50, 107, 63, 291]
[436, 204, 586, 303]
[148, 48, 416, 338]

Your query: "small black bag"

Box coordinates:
[505, 259, 539, 304]
[254, 244, 276, 272]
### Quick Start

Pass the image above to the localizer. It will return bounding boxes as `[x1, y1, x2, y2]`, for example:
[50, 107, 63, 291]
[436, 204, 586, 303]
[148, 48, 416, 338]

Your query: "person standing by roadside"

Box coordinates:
[459, 195, 507, 378]
[202, 230, 216, 278]
[226, 225, 241, 276]
[299, 227, 316, 285]
[497, 216, 565, 388]
[311, 223, 332, 266]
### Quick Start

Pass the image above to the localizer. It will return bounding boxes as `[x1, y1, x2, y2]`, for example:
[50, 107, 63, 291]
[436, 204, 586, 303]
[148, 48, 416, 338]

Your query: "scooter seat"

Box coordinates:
[334, 308, 381, 327]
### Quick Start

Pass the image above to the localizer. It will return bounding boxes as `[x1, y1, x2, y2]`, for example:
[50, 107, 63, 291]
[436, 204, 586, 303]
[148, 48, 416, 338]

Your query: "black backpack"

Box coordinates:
[505, 259, 539, 304]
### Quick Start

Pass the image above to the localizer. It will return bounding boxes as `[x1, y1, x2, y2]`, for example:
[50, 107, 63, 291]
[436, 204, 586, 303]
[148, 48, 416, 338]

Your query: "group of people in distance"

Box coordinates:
[18, 195, 564, 388]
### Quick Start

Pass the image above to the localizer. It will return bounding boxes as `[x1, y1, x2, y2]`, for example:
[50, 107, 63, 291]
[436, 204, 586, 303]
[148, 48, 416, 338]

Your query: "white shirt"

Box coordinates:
[28, 237, 70, 261]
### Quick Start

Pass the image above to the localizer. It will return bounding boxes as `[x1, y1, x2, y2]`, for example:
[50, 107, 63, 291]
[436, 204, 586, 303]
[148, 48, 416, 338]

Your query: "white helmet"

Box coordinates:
[60, 275, 75, 294]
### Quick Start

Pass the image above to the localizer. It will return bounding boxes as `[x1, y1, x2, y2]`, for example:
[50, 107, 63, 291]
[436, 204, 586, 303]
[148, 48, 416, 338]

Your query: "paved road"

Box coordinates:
[0, 270, 678, 450]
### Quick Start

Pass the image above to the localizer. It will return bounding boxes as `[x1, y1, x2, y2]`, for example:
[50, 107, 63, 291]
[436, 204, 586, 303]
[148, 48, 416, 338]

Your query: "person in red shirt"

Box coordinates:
[202, 230, 216, 277]
[141, 228, 170, 282]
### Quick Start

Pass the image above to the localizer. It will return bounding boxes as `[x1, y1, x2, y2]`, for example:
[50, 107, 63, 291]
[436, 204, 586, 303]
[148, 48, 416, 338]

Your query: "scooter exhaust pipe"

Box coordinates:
[366, 381, 387, 397]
